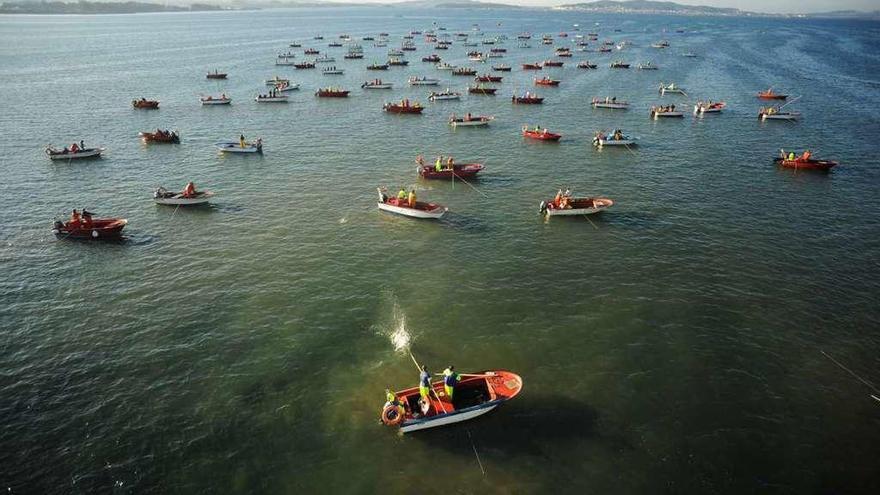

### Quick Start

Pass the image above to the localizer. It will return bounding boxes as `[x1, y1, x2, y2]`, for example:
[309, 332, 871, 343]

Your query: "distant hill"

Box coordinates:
[395, 0, 520, 8]
[0, 1, 225, 14]
[556, 1, 749, 16]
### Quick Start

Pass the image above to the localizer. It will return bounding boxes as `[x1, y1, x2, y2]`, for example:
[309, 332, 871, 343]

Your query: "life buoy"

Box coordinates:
[381, 404, 404, 426]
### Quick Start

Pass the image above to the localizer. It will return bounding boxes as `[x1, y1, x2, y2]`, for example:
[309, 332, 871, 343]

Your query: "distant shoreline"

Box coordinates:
[0, 1, 228, 15]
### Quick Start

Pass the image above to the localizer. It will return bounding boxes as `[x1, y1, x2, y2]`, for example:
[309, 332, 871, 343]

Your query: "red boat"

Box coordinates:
[53, 215, 127, 240]
[542, 60, 564, 67]
[384, 100, 423, 114]
[418, 162, 484, 180]
[522, 126, 561, 141]
[535, 77, 560, 86]
[316, 88, 350, 97]
[132, 98, 159, 109]
[757, 88, 788, 100]
[139, 130, 179, 143]
[469, 86, 497, 95]
[512, 94, 544, 104]
[294, 62, 316, 69]
[475, 74, 502, 82]
[774, 157, 838, 171]
[522, 63, 542, 70]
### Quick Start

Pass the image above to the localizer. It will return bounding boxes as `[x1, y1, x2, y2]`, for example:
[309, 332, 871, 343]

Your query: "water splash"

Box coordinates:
[388, 300, 411, 353]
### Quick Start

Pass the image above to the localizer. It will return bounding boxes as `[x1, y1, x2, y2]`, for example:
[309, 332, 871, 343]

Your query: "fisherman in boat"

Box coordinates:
[70, 142, 79, 153]
[419, 365, 432, 404]
[408, 189, 417, 208]
[465, 112, 471, 122]
[397, 188, 407, 203]
[416, 155, 425, 167]
[80, 140, 85, 150]
[81, 209, 93, 224]
[182, 181, 197, 198]
[613, 129, 623, 140]
[70, 209, 81, 225]
[384, 389, 406, 416]
[554, 189, 563, 207]
[239, 134, 246, 148]
[788, 152, 796, 161]
[446, 156, 454, 170]
[440, 366, 460, 400]
[801, 150, 811, 161]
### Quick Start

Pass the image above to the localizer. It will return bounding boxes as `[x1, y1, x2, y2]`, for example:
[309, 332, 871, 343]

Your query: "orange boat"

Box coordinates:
[132, 98, 159, 109]
[53, 214, 127, 240]
[522, 125, 561, 141]
[757, 88, 788, 100]
[535, 77, 560, 86]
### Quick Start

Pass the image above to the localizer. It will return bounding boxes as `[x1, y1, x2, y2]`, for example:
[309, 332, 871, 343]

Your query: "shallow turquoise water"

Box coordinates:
[1, 8, 879, 494]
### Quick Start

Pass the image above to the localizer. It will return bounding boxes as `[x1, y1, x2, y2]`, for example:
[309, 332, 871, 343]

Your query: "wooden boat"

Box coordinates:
[52, 216, 127, 239]
[522, 126, 561, 141]
[255, 94, 288, 103]
[492, 64, 511, 72]
[452, 67, 477, 76]
[361, 80, 393, 89]
[428, 90, 461, 101]
[294, 62, 316, 69]
[757, 88, 788, 100]
[591, 97, 628, 109]
[468, 85, 497, 95]
[773, 155, 837, 171]
[139, 130, 179, 143]
[534, 77, 560, 86]
[759, 108, 800, 121]
[693, 101, 726, 114]
[592, 131, 636, 147]
[153, 187, 214, 206]
[367, 63, 389, 70]
[265, 76, 289, 86]
[578, 61, 598, 69]
[200, 95, 231, 105]
[449, 114, 493, 127]
[637, 62, 658, 70]
[542, 60, 564, 67]
[540, 195, 613, 216]
[408, 76, 440, 86]
[316, 88, 350, 97]
[659, 83, 685, 95]
[380, 370, 522, 433]
[384, 100, 423, 114]
[376, 189, 446, 219]
[418, 162, 484, 180]
[475, 74, 502, 82]
[422, 54, 441, 62]
[206, 70, 227, 79]
[512, 94, 544, 104]
[522, 62, 542, 70]
[650, 107, 684, 119]
[387, 57, 409, 66]
[132, 98, 159, 109]
[609, 61, 630, 69]
[215, 140, 262, 153]
[45, 146, 105, 160]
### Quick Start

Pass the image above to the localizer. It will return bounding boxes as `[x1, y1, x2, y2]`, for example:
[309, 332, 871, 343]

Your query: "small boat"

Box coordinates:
[434, 44, 449, 50]
[468, 85, 497, 95]
[534, 77, 560, 86]
[255, 94, 288, 103]
[422, 54, 441, 63]
[153, 187, 214, 206]
[475, 74, 502, 82]
[388, 49, 405, 57]
[266, 76, 290, 86]
[659, 82, 685, 95]
[322, 67, 344, 75]
[200, 95, 231, 105]
[693, 101, 726, 114]
[512, 94, 544, 104]
[312, 36, 323, 40]
[522, 126, 561, 141]
[773, 153, 837, 171]
[362, 80, 393, 89]
[490, 47, 506, 53]
[449, 114, 493, 127]
[417, 161, 484, 180]
[376, 188, 446, 219]
[651, 40, 670, 49]
[408, 76, 440, 86]
[328, 42, 342, 47]
[215, 140, 262, 153]
[542, 60, 564, 67]
[380, 369, 521, 433]
[367, 63, 389, 70]
[277, 51, 296, 59]
[757, 88, 788, 100]
[591, 97, 628, 109]
[132, 98, 159, 109]
[578, 61, 598, 69]
[517, 33, 531, 40]
[384, 100, 423, 114]
[45, 146, 105, 160]
[304, 48, 320, 55]
[492, 64, 511, 72]
[522, 62, 543, 70]
[452, 67, 477, 76]
[315, 56, 335, 63]
[540, 195, 613, 217]
[289, 42, 302, 47]
[139, 130, 179, 143]
[650, 106, 684, 119]
[274, 82, 299, 93]
[388, 57, 409, 66]
[435, 62, 456, 70]
[637, 62, 658, 70]
[206, 70, 227, 79]
[275, 57, 296, 66]
[519, 42, 532, 48]
[592, 131, 636, 147]
[609, 61, 630, 69]
[759, 107, 800, 121]
[682, 52, 697, 58]
[52, 215, 127, 239]
[428, 90, 461, 101]
[294, 62, 316, 69]
[316, 88, 350, 97]
[598, 46, 612, 53]
[468, 54, 486, 62]
[344, 52, 364, 60]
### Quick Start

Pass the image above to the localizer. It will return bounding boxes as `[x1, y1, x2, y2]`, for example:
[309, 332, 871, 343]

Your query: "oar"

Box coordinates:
[409, 352, 448, 414]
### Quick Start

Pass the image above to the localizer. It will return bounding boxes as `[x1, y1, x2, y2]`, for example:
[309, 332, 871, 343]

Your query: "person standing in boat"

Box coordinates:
[440, 366, 460, 400]
[397, 188, 407, 203]
[70, 209, 81, 225]
[79, 140, 85, 150]
[408, 189, 417, 208]
[419, 366, 432, 403]
[239, 134, 246, 148]
[385, 389, 406, 416]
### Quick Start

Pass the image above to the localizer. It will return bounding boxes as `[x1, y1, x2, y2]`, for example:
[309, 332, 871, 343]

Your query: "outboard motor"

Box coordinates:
[52, 220, 63, 234]
[538, 201, 547, 214]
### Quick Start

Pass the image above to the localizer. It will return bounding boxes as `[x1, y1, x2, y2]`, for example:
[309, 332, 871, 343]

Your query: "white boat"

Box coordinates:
[638, 62, 658, 70]
[215, 141, 262, 153]
[694, 101, 726, 114]
[322, 68, 344, 74]
[659, 83, 686, 95]
[200, 96, 231, 105]
[45, 146, 105, 160]
[435, 63, 456, 70]
[275, 58, 296, 66]
[255, 95, 288, 103]
[540, 196, 613, 217]
[760, 111, 801, 121]
[274, 82, 300, 92]
[408, 77, 440, 86]
[376, 189, 446, 219]
[265, 77, 289, 86]
[361, 81, 393, 89]
[449, 115, 493, 127]
[592, 133, 636, 147]
[682, 52, 697, 58]
[388, 49, 404, 56]
[650, 108, 684, 119]
[591, 98, 629, 109]
[487, 52, 504, 58]
[315, 56, 335, 63]
[428, 90, 461, 101]
[153, 188, 215, 206]
[468, 55, 486, 62]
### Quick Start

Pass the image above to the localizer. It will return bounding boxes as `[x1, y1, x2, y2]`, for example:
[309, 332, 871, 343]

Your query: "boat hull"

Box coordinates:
[377, 201, 446, 219]
[154, 191, 215, 205]
[542, 197, 613, 216]
[215, 142, 262, 153]
[774, 158, 837, 171]
[53, 218, 127, 239]
[418, 163, 483, 179]
[45, 147, 104, 160]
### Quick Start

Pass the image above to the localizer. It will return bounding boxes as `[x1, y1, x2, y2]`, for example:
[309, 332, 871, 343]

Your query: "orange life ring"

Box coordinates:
[381, 404, 404, 426]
